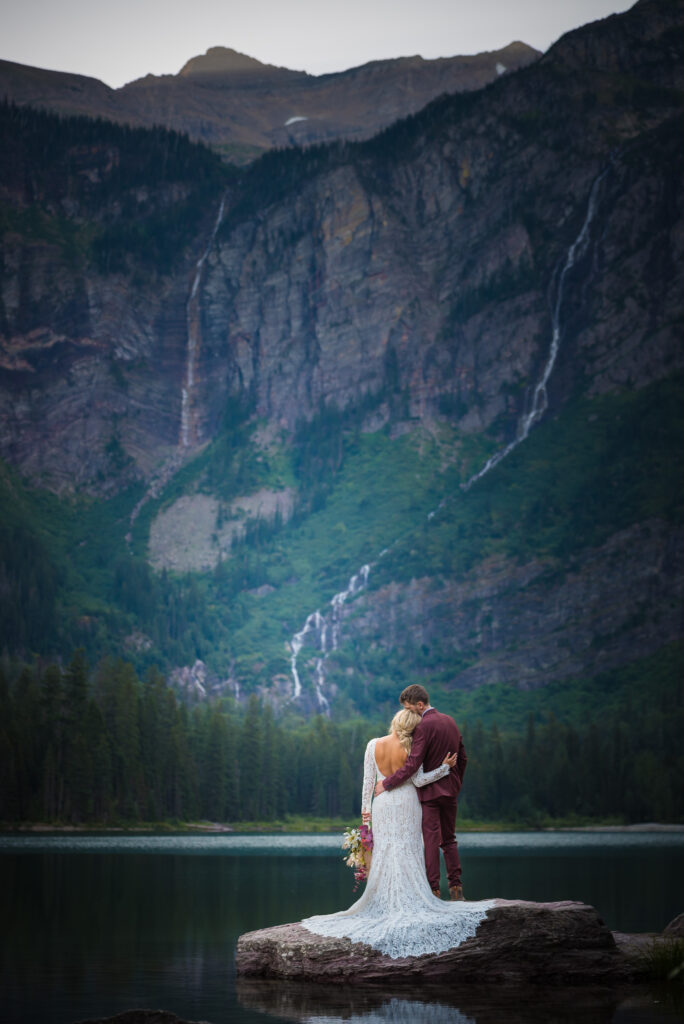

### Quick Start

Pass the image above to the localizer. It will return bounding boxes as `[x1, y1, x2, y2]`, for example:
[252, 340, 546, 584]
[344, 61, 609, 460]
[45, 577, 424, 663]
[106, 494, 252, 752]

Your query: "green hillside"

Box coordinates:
[1, 0, 683, 827]
[2, 374, 681, 721]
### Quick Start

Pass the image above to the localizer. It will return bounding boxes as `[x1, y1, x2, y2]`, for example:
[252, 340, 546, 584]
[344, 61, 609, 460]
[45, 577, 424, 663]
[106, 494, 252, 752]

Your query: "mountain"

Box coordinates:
[0, 42, 539, 163]
[0, 0, 682, 728]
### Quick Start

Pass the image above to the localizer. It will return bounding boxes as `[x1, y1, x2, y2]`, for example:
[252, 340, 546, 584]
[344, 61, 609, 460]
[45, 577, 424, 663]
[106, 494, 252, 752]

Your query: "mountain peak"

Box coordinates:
[178, 46, 304, 80]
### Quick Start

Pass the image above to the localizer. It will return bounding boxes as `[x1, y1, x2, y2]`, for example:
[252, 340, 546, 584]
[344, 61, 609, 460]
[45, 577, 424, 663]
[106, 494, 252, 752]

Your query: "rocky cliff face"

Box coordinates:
[0, 207, 202, 491]
[0, 111, 227, 491]
[4, 0, 681, 493]
[0, 0, 682, 706]
[340, 519, 683, 693]
[0, 263, 179, 491]
[194, 0, 684, 441]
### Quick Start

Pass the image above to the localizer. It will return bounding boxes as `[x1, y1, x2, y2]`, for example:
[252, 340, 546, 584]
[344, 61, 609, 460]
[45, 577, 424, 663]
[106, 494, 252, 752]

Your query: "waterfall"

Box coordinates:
[290, 610, 324, 701]
[126, 194, 229, 542]
[290, 171, 608, 710]
[290, 565, 371, 710]
[331, 564, 371, 648]
[180, 193, 228, 450]
[463, 168, 608, 490]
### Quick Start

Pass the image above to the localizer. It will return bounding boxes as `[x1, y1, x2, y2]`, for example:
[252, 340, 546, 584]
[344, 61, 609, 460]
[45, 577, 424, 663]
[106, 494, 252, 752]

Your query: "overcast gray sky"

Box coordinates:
[2, 0, 636, 89]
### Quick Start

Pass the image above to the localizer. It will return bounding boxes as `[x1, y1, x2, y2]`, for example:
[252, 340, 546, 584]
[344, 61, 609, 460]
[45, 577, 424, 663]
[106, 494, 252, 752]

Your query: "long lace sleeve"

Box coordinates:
[412, 762, 450, 788]
[361, 739, 377, 815]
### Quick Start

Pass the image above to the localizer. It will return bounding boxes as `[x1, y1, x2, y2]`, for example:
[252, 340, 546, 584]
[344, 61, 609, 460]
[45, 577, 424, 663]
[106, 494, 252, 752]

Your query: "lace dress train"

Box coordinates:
[301, 738, 495, 959]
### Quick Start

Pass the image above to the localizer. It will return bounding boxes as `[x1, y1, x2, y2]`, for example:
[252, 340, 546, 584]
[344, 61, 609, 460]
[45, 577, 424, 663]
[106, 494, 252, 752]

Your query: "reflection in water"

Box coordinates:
[236, 978, 630, 1024]
[2, 836, 684, 1024]
[236, 978, 684, 1024]
[312, 1001, 475, 1024]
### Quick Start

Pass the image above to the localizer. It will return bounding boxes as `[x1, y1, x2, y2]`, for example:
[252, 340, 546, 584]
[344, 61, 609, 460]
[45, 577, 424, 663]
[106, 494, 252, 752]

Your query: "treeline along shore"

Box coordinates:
[1, 651, 682, 828]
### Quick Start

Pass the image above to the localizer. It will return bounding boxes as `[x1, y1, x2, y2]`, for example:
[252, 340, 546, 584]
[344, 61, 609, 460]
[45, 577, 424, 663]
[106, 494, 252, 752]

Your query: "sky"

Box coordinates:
[2, 0, 636, 89]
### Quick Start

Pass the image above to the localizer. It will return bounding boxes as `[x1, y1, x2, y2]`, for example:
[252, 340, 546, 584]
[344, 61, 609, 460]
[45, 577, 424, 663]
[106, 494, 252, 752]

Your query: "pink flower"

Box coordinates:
[359, 823, 374, 851]
[342, 821, 374, 890]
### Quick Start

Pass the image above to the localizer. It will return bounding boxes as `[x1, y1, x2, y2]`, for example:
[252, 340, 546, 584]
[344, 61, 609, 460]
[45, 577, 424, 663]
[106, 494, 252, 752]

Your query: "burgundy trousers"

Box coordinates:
[421, 795, 462, 889]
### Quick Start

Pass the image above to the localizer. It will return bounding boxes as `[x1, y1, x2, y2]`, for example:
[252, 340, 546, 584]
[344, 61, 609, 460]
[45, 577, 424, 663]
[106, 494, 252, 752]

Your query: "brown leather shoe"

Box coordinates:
[449, 885, 465, 901]
[431, 888, 441, 899]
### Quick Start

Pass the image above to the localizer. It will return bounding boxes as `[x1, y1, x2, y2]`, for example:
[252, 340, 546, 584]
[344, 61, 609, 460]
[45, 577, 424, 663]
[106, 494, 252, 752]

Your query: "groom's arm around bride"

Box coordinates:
[374, 684, 468, 899]
[375, 689, 467, 801]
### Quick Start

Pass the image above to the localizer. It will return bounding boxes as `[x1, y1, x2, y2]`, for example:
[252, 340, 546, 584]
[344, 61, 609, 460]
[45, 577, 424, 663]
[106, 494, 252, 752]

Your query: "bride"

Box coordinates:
[301, 709, 494, 959]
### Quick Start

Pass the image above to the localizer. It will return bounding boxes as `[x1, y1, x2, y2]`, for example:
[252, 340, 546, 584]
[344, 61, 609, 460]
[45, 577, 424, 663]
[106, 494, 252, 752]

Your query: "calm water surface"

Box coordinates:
[1, 831, 683, 1024]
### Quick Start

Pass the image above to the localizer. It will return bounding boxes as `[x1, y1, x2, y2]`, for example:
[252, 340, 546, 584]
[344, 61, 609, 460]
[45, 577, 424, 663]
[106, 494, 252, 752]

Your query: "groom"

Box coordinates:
[374, 684, 467, 900]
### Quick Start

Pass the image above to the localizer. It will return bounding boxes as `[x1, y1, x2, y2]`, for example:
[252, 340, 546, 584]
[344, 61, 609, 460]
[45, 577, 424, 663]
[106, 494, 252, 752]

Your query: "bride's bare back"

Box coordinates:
[374, 733, 407, 777]
[301, 734, 495, 959]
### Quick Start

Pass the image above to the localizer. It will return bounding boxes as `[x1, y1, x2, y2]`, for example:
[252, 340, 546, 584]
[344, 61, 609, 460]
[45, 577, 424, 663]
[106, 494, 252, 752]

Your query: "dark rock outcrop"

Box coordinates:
[235, 899, 637, 984]
[74, 912, 684, 1024]
[664, 913, 684, 937]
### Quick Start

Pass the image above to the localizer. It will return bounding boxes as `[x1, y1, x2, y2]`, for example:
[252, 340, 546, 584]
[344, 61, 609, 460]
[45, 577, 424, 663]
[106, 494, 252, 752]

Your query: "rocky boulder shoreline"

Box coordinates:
[72, 905, 683, 1024]
[235, 899, 680, 985]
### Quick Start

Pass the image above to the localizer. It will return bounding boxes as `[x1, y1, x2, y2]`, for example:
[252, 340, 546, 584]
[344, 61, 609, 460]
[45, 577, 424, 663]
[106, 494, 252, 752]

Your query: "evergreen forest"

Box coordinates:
[2, 5, 684, 831]
[2, 649, 681, 828]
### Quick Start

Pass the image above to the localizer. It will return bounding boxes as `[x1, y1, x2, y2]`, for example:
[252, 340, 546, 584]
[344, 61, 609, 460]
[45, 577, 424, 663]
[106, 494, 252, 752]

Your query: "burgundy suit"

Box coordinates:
[381, 708, 467, 890]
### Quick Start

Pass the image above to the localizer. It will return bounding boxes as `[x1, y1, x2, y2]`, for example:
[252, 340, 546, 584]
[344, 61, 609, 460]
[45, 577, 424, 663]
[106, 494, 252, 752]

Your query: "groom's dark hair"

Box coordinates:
[400, 684, 430, 704]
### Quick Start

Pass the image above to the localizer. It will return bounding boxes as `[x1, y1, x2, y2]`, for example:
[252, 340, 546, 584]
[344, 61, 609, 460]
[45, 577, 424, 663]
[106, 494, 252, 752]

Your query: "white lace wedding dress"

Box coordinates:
[301, 737, 495, 959]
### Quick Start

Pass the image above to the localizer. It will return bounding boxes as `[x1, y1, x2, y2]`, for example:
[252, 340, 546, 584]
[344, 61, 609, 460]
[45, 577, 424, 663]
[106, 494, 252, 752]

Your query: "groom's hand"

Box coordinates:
[374, 780, 385, 797]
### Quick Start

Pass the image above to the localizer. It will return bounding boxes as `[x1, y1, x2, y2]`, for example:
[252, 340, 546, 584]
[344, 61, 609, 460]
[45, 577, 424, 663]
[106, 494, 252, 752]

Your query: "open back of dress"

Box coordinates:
[301, 737, 495, 959]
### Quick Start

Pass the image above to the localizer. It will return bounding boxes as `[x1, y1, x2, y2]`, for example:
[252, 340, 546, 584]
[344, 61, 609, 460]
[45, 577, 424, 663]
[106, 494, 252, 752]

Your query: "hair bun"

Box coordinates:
[390, 708, 421, 753]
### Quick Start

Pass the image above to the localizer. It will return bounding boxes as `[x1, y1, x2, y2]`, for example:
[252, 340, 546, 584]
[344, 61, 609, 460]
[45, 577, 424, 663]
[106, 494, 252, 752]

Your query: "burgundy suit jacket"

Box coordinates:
[382, 708, 467, 802]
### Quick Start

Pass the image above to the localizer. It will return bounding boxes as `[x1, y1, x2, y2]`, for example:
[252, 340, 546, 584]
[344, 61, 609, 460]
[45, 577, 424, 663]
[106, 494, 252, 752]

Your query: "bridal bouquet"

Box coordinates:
[342, 822, 374, 890]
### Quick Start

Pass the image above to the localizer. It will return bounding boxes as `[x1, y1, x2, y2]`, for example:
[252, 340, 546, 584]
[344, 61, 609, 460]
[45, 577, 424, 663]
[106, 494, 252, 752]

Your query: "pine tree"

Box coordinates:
[92, 732, 113, 821]
[240, 695, 263, 821]
[202, 708, 229, 820]
[338, 748, 355, 819]
[140, 667, 176, 819]
[12, 666, 41, 818]
[97, 658, 143, 819]
[170, 703, 198, 820]
[259, 704, 277, 820]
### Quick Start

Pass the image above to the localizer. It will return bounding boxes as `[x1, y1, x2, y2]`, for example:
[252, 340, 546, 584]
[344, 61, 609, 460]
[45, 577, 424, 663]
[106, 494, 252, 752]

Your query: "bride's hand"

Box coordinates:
[442, 751, 458, 767]
[361, 811, 371, 823]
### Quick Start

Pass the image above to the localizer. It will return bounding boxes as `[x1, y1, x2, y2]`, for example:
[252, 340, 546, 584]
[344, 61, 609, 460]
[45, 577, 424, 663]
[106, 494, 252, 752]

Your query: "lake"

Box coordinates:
[1, 831, 683, 1024]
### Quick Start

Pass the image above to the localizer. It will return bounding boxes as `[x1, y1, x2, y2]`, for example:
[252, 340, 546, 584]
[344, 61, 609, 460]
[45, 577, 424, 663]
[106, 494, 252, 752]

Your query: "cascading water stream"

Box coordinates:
[126, 193, 228, 541]
[462, 168, 608, 490]
[290, 565, 370, 710]
[287, 170, 608, 708]
[180, 192, 228, 450]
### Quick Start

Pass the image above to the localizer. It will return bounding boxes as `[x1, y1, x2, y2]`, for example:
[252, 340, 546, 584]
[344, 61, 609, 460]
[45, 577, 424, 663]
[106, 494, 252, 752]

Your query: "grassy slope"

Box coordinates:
[317, 375, 683, 720]
[1, 373, 681, 733]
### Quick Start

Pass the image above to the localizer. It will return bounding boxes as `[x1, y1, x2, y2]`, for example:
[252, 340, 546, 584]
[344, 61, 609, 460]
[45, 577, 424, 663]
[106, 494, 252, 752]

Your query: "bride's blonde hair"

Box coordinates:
[390, 708, 421, 753]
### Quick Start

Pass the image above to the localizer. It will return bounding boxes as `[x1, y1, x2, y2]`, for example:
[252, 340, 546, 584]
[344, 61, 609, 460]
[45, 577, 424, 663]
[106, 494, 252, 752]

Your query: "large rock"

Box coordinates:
[235, 899, 636, 984]
[664, 912, 684, 937]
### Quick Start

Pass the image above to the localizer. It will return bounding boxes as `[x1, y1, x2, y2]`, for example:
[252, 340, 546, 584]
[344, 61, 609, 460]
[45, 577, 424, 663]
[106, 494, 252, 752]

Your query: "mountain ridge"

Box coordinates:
[0, 40, 539, 161]
[0, 0, 682, 719]
[177, 46, 307, 80]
